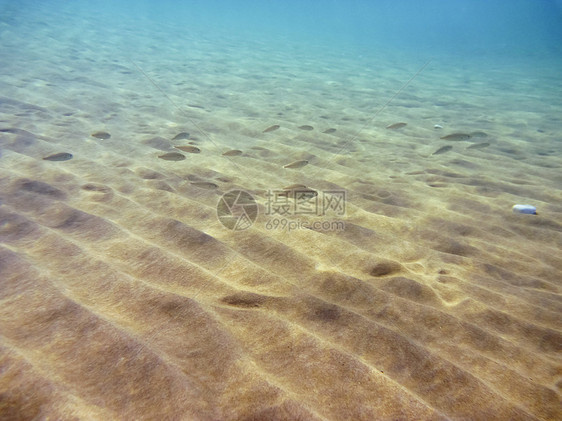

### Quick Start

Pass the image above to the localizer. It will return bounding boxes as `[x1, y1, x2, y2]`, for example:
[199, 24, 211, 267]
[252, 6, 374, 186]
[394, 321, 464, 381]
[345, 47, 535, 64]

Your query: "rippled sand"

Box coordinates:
[1, 5, 561, 421]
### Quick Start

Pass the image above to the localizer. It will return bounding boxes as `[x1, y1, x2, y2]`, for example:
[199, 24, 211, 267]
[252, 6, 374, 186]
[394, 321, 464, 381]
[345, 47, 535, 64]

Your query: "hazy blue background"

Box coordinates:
[3, 0, 562, 58]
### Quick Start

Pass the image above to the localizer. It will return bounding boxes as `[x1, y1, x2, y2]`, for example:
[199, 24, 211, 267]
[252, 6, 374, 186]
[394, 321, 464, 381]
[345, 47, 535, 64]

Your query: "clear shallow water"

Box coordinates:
[1, 1, 561, 420]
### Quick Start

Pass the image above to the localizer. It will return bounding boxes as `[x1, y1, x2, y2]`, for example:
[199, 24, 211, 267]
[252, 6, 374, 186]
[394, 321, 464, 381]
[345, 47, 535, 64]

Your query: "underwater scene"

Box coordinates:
[1, 0, 561, 419]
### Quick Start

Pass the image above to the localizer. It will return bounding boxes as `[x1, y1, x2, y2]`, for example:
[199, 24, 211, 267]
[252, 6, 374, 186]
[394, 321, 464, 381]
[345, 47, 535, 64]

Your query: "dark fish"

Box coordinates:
[43, 152, 73, 161]
[386, 122, 407, 129]
[283, 160, 309, 169]
[191, 181, 218, 189]
[174, 145, 200, 153]
[440, 133, 471, 141]
[222, 149, 243, 156]
[263, 125, 280, 133]
[322, 128, 337, 134]
[158, 152, 185, 161]
[298, 125, 314, 131]
[432, 145, 453, 155]
[91, 131, 111, 139]
[172, 132, 190, 140]
[467, 142, 490, 150]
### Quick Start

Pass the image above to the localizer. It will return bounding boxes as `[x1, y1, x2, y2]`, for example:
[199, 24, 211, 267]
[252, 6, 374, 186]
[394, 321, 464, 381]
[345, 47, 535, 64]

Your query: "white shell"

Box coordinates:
[512, 204, 537, 215]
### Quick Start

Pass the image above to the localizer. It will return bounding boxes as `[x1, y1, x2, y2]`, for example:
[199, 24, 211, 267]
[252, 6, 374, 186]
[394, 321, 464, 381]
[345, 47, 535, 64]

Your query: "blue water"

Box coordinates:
[4, 0, 562, 57]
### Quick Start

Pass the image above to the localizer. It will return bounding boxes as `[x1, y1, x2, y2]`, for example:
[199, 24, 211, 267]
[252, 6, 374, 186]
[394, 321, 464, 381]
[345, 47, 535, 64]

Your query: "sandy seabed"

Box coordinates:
[1, 5, 561, 421]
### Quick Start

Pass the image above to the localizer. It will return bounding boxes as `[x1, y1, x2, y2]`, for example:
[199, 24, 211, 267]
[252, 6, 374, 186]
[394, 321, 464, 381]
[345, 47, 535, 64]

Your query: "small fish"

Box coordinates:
[440, 133, 471, 141]
[222, 149, 243, 156]
[298, 125, 314, 131]
[283, 160, 309, 169]
[263, 125, 280, 133]
[174, 145, 200, 153]
[158, 152, 185, 161]
[467, 142, 490, 150]
[91, 131, 111, 140]
[322, 128, 336, 134]
[191, 181, 218, 189]
[172, 132, 190, 140]
[386, 122, 407, 129]
[432, 145, 453, 155]
[43, 152, 73, 161]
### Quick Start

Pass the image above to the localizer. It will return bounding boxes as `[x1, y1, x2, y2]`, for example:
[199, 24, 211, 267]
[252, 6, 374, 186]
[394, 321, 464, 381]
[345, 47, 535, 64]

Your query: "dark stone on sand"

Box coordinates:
[158, 152, 185, 161]
[18, 179, 66, 199]
[190, 181, 218, 189]
[43, 152, 73, 161]
[91, 131, 111, 140]
[221, 293, 266, 308]
[293, 188, 318, 199]
[298, 125, 314, 131]
[322, 128, 337, 134]
[369, 261, 402, 277]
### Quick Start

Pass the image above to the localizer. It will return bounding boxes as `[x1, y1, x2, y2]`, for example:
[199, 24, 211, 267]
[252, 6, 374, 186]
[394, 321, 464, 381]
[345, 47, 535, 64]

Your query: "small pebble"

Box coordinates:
[191, 181, 218, 189]
[91, 131, 111, 140]
[512, 204, 537, 215]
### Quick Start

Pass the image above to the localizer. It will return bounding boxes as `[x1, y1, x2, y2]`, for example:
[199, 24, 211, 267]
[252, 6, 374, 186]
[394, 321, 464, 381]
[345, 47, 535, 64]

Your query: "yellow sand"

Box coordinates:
[1, 8, 561, 421]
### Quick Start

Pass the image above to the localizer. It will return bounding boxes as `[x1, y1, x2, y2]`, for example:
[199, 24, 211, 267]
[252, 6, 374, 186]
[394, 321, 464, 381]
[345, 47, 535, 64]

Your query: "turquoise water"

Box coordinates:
[5, 0, 562, 55]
